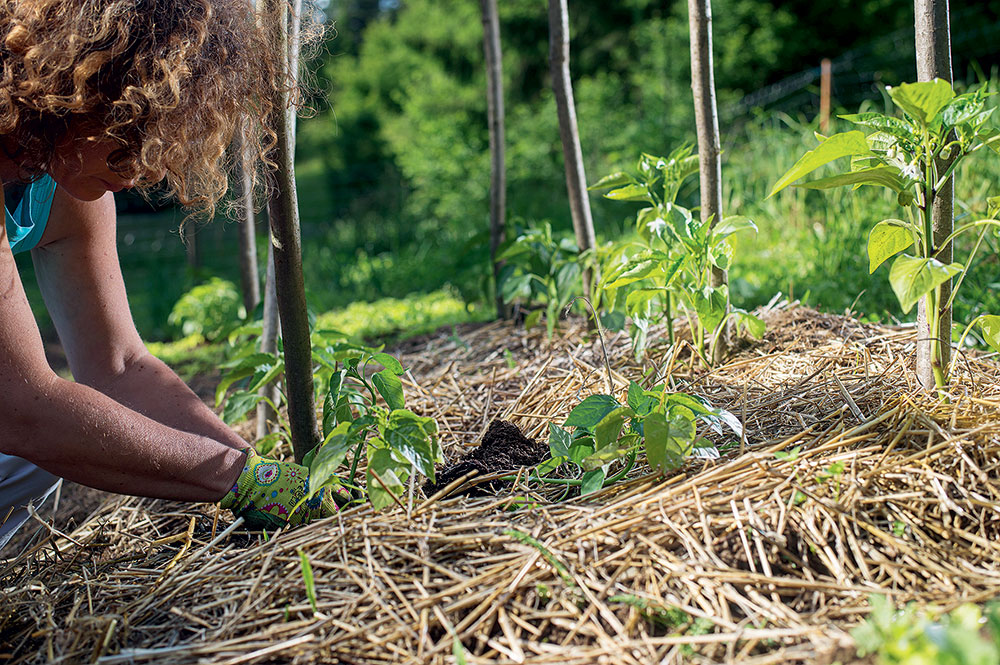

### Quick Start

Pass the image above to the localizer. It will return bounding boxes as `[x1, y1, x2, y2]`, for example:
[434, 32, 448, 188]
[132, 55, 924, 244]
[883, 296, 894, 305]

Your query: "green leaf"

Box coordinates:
[732, 309, 766, 340]
[372, 368, 405, 410]
[888, 254, 963, 314]
[548, 423, 573, 458]
[536, 455, 566, 477]
[692, 285, 729, 334]
[322, 371, 346, 439]
[568, 437, 595, 466]
[604, 255, 663, 290]
[222, 390, 264, 425]
[795, 166, 907, 193]
[383, 409, 441, 482]
[979, 315, 1000, 354]
[643, 410, 696, 472]
[868, 220, 914, 273]
[565, 394, 620, 430]
[939, 92, 987, 127]
[839, 112, 917, 143]
[367, 448, 405, 510]
[712, 216, 758, 241]
[523, 308, 543, 331]
[588, 171, 632, 190]
[600, 310, 626, 331]
[627, 380, 655, 415]
[256, 432, 282, 456]
[247, 360, 284, 393]
[298, 548, 318, 614]
[580, 469, 606, 495]
[604, 183, 651, 202]
[889, 79, 955, 126]
[769, 131, 871, 197]
[372, 352, 405, 375]
[308, 422, 354, 498]
[594, 406, 633, 449]
[624, 288, 662, 319]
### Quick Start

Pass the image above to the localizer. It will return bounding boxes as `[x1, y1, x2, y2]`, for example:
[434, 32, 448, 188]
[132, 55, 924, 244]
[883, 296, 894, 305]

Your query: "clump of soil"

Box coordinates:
[424, 419, 548, 497]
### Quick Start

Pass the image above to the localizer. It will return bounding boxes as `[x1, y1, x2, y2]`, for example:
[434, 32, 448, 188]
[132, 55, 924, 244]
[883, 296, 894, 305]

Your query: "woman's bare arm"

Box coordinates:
[0, 188, 245, 501]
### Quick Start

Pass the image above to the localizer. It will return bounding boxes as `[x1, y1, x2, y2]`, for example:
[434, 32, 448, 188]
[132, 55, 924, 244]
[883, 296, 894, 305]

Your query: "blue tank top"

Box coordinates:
[4, 175, 57, 255]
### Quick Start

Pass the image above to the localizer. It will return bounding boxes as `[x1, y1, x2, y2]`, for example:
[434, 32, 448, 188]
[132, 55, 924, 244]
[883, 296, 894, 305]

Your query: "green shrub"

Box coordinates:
[167, 277, 244, 341]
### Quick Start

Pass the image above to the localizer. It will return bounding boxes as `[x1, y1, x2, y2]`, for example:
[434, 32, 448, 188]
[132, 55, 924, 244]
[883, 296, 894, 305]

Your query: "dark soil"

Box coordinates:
[424, 420, 548, 498]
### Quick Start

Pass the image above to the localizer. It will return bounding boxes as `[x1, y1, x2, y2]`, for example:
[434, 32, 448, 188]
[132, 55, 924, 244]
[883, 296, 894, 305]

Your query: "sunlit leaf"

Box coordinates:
[868, 220, 914, 273]
[565, 394, 620, 430]
[980, 315, 1000, 354]
[889, 79, 955, 126]
[588, 171, 632, 190]
[605, 183, 652, 202]
[548, 423, 573, 458]
[372, 368, 405, 410]
[308, 422, 353, 498]
[644, 410, 695, 472]
[594, 406, 633, 449]
[383, 409, 440, 481]
[367, 448, 405, 510]
[222, 390, 264, 425]
[580, 469, 606, 495]
[888, 254, 963, 314]
[769, 131, 871, 197]
[712, 216, 758, 241]
[795, 166, 907, 193]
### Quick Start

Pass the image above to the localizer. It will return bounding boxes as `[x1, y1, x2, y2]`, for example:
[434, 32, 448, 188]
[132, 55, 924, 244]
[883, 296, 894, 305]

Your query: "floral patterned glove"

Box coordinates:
[219, 448, 350, 529]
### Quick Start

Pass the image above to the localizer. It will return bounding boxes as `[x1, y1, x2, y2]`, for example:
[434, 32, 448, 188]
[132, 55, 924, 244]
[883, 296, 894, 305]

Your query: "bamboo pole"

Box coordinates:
[263, 0, 319, 462]
[548, 0, 596, 298]
[914, 0, 954, 391]
[480, 0, 507, 320]
[687, 0, 730, 362]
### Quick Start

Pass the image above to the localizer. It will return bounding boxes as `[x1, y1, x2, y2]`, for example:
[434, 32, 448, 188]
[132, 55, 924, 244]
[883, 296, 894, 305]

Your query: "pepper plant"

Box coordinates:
[531, 380, 741, 496]
[497, 222, 581, 338]
[216, 325, 441, 510]
[770, 80, 1000, 390]
[589, 147, 764, 362]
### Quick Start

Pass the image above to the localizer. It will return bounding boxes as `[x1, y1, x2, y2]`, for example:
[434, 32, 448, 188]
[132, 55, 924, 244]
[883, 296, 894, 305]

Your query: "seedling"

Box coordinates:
[497, 222, 581, 338]
[536, 380, 741, 492]
[771, 80, 1000, 391]
[589, 147, 764, 362]
[217, 326, 442, 511]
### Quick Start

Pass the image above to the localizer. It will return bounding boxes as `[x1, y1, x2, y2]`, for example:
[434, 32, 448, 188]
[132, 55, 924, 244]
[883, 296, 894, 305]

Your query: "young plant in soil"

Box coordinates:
[537, 380, 743, 494]
[497, 222, 581, 338]
[216, 326, 441, 510]
[588, 147, 764, 362]
[770, 80, 1000, 391]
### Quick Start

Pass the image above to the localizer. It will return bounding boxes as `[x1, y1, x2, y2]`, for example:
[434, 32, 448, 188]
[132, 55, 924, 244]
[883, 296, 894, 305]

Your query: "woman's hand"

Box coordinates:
[219, 449, 350, 529]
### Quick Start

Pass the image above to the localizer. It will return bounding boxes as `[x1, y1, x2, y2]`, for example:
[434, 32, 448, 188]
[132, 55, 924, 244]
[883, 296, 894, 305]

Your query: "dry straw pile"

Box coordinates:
[2, 304, 999, 664]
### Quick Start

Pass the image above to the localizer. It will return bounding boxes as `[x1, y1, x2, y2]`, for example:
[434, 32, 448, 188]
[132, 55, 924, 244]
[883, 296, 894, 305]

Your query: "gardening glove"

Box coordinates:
[219, 448, 350, 530]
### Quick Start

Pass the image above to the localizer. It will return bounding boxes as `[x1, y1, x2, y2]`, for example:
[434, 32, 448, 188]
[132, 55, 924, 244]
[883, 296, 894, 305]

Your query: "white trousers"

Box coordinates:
[0, 453, 60, 551]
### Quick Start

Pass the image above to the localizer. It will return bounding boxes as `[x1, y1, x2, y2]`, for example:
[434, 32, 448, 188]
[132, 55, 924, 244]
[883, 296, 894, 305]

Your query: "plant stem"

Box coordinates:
[943, 224, 989, 312]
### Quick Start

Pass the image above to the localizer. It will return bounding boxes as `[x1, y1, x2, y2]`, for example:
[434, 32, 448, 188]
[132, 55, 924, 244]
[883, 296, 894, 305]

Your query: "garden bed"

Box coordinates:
[2, 303, 999, 664]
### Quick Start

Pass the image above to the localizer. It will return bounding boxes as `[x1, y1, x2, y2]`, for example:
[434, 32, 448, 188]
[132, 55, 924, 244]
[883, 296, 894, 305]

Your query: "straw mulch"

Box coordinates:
[3, 303, 1000, 664]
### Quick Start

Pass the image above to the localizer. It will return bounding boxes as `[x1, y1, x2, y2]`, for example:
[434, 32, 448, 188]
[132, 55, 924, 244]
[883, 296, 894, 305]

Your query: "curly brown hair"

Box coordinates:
[0, 0, 284, 214]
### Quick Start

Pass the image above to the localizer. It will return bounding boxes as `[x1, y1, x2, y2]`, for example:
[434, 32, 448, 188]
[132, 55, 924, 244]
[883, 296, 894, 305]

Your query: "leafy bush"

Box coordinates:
[167, 277, 244, 342]
[853, 594, 1000, 665]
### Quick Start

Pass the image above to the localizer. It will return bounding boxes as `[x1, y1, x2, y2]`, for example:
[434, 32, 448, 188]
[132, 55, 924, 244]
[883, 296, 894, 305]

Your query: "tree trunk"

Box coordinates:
[548, 0, 596, 295]
[914, 0, 953, 391]
[480, 0, 507, 320]
[688, 0, 730, 363]
[235, 133, 261, 316]
[264, 0, 319, 463]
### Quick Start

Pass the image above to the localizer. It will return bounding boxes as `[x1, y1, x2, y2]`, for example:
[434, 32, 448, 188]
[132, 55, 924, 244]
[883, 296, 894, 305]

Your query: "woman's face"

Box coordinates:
[49, 134, 136, 201]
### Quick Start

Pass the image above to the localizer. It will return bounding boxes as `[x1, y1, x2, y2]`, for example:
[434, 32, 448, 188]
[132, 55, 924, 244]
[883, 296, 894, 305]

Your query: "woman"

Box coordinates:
[0, 0, 343, 549]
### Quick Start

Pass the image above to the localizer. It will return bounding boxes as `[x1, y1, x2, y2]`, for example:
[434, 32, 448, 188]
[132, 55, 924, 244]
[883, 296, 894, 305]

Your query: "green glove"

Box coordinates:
[219, 448, 350, 529]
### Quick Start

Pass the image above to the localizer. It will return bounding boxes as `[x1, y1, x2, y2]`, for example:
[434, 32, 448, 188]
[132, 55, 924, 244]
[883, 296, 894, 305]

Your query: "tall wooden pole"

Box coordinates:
[235, 133, 261, 315]
[548, 0, 596, 295]
[480, 0, 507, 320]
[914, 0, 953, 391]
[264, 0, 319, 463]
[688, 0, 730, 362]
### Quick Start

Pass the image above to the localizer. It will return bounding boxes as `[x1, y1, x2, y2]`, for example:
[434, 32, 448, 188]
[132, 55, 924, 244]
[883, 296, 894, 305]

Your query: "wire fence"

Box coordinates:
[722, 7, 1000, 122]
